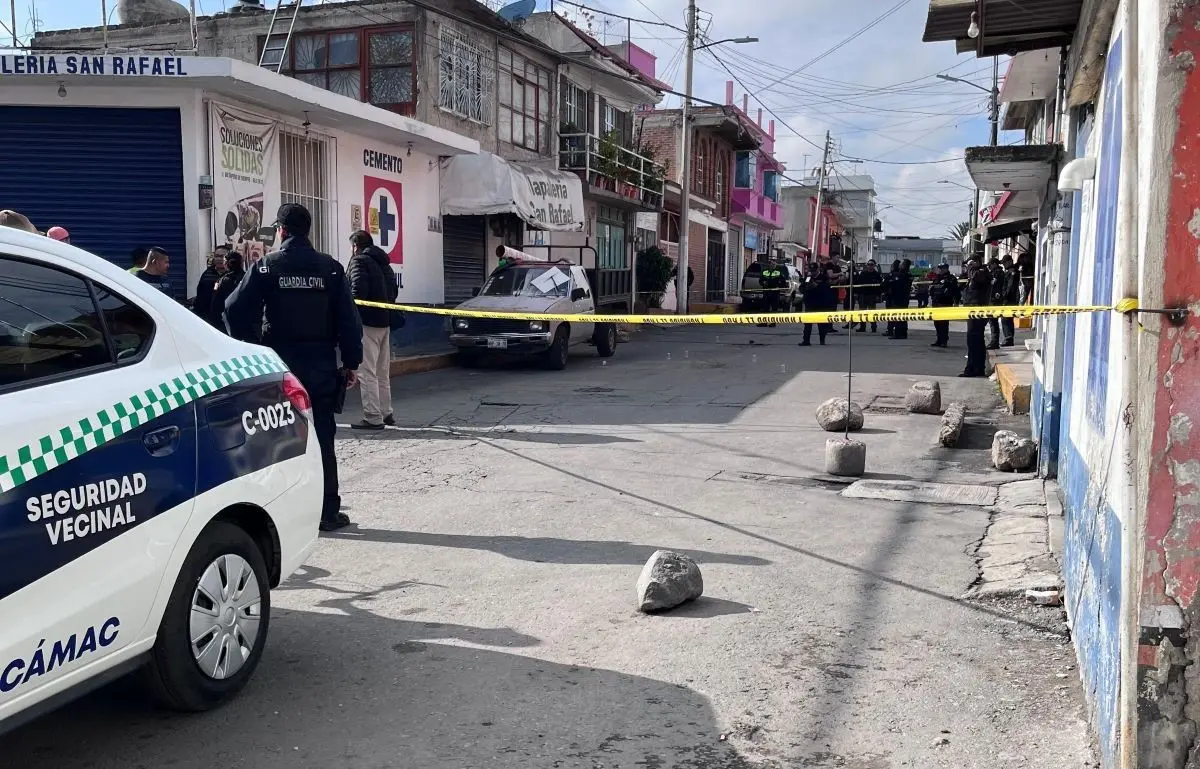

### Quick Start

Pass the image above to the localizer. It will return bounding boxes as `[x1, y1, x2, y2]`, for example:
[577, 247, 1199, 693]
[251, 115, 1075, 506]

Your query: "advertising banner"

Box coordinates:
[211, 104, 280, 265]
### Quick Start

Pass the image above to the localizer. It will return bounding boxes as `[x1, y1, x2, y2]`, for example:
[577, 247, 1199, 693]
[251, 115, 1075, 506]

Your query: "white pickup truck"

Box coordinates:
[449, 257, 618, 370]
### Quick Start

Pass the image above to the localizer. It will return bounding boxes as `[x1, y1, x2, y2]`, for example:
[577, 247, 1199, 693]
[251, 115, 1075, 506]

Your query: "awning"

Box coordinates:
[965, 144, 1061, 193]
[985, 218, 1035, 241]
[923, 0, 1083, 57]
[440, 152, 585, 232]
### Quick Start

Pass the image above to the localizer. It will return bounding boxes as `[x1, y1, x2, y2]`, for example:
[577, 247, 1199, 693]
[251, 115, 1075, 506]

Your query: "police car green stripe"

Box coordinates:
[0, 354, 287, 495]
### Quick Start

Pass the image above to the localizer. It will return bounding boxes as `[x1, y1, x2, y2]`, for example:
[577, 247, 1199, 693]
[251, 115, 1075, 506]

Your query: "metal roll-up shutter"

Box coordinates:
[441, 215, 486, 306]
[0, 106, 187, 297]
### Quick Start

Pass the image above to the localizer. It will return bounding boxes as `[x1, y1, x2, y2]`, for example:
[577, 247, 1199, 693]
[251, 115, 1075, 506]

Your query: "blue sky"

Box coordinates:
[12, 0, 1009, 237]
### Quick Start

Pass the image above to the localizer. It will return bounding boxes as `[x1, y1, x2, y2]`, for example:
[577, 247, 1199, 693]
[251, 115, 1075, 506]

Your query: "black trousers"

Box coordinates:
[1001, 316, 1015, 343]
[965, 318, 988, 375]
[987, 316, 1001, 345]
[856, 299, 878, 331]
[934, 319, 950, 345]
[803, 322, 831, 344]
[289, 362, 342, 522]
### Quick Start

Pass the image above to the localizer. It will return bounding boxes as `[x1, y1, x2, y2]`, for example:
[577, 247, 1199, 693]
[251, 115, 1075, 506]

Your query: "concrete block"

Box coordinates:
[905, 380, 942, 414]
[825, 438, 866, 477]
[389, 352, 457, 378]
[938, 402, 967, 447]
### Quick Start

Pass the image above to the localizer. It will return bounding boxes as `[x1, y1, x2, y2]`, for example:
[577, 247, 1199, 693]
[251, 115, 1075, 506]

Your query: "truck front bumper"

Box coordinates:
[450, 332, 554, 354]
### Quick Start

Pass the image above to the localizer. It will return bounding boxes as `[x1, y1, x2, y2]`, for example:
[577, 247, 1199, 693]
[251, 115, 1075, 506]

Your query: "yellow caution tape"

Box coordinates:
[1115, 297, 1140, 313]
[356, 299, 1113, 326]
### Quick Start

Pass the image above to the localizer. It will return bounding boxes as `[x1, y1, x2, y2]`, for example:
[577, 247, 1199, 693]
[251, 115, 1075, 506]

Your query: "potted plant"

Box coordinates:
[596, 130, 622, 191]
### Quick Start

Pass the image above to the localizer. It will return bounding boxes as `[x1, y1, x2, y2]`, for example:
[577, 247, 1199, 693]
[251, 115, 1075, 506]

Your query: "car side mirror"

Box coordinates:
[471, 286, 481, 297]
[571, 287, 586, 301]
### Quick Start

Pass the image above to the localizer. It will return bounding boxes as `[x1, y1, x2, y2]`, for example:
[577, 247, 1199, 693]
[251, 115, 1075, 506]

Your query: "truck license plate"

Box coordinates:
[487, 337, 508, 350]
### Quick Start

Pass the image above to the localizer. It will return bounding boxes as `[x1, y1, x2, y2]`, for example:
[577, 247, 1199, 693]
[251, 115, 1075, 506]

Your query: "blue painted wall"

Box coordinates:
[1056, 34, 1124, 768]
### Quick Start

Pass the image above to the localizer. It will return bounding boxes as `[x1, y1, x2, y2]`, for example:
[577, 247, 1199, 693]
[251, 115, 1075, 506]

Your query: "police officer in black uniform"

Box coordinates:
[226, 203, 364, 532]
[928, 262, 960, 348]
[961, 257, 991, 377]
[985, 257, 1005, 349]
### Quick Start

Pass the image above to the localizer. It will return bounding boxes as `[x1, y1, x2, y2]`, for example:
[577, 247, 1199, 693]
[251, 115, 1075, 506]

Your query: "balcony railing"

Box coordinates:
[731, 187, 783, 228]
[559, 133, 665, 210]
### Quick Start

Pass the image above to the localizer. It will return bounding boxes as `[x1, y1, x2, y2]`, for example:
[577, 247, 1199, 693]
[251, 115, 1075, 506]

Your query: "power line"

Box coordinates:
[551, 0, 685, 31]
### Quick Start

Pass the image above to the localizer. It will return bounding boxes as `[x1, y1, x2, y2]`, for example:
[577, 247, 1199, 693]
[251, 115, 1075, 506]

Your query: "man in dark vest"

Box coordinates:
[226, 203, 364, 532]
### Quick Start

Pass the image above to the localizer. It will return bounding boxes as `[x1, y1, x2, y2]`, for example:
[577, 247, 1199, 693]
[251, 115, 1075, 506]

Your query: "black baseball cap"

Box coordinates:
[273, 203, 312, 237]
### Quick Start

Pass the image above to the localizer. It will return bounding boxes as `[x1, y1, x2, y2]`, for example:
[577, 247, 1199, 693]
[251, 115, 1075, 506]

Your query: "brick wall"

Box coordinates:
[640, 124, 679, 184]
[688, 221, 707, 299]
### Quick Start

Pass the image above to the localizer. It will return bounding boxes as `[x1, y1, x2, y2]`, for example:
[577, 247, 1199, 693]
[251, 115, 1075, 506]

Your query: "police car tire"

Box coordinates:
[545, 327, 569, 370]
[143, 522, 271, 712]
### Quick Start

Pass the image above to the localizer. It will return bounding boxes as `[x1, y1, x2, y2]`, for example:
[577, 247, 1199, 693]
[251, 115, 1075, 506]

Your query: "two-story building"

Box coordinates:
[775, 184, 844, 265]
[640, 83, 782, 307]
[32, 0, 594, 307]
[516, 12, 667, 308]
[727, 89, 785, 276]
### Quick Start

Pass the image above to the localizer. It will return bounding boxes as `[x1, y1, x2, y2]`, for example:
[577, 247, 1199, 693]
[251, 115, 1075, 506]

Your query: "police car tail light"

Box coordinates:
[282, 373, 312, 416]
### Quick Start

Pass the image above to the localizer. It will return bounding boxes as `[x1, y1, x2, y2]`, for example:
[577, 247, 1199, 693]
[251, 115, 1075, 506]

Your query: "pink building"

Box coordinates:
[725, 82, 785, 267]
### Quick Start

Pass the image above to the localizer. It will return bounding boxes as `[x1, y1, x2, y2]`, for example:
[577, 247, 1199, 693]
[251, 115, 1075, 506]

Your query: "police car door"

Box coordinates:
[568, 266, 595, 343]
[0, 251, 196, 705]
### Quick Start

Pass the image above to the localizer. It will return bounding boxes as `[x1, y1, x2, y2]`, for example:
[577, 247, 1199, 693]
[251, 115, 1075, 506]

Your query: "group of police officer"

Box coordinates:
[758, 252, 1025, 378]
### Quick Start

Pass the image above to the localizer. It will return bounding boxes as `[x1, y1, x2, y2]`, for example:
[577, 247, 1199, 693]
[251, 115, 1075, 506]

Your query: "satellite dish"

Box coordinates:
[497, 0, 536, 22]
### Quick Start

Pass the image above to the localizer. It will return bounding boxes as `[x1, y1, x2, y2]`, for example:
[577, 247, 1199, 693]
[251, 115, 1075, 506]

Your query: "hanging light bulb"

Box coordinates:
[967, 11, 980, 39]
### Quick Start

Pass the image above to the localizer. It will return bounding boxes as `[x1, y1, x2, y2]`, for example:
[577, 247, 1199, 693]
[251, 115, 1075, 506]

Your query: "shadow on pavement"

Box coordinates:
[6, 572, 765, 769]
[334, 426, 640, 446]
[649, 596, 756, 619]
[323, 528, 773, 567]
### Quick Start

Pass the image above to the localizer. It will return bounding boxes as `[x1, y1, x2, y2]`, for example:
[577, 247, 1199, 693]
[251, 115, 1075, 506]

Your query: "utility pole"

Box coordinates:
[989, 55, 999, 147]
[809, 131, 832, 266]
[674, 0, 698, 314]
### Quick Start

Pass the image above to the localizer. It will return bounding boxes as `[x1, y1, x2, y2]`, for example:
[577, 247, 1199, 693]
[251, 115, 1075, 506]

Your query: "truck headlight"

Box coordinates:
[529, 320, 546, 332]
[453, 318, 470, 331]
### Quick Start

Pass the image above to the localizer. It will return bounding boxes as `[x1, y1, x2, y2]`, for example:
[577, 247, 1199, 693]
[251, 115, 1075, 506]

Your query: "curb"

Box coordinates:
[389, 352, 457, 377]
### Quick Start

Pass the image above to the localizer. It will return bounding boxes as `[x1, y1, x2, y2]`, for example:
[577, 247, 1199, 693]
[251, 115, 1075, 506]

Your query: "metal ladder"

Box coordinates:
[258, 0, 304, 72]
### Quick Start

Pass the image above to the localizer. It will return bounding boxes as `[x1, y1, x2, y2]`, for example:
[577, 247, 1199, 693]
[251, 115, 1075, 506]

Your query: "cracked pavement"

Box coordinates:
[7, 324, 1093, 769]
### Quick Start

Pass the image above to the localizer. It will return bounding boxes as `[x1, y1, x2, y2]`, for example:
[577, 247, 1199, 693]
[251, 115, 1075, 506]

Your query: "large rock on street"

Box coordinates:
[905, 380, 942, 414]
[815, 398, 864, 432]
[938, 402, 967, 447]
[637, 550, 703, 612]
[992, 430, 1037, 472]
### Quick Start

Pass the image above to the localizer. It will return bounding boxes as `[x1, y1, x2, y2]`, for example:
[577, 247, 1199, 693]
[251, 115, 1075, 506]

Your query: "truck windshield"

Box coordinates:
[481, 265, 572, 298]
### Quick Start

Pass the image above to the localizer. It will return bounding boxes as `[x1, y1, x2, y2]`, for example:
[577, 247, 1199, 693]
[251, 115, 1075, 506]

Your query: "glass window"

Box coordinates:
[91, 282, 155, 363]
[0, 258, 115, 388]
[763, 170, 779, 201]
[735, 151, 757, 188]
[499, 46, 550, 152]
[596, 206, 627, 269]
[260, 27, 417, 115]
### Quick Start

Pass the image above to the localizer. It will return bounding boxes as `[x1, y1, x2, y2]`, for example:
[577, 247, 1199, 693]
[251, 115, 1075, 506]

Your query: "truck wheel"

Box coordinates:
[544, 326, 569, 370]
[143, 521, 271, 712]
[595, 324, 617, 358]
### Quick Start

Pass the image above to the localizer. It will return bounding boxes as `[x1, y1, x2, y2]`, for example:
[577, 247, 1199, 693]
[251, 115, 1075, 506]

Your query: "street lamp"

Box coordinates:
[937, 179, 975, 191]
[936, 61, 999, 147]
[675, 5, 757, 315]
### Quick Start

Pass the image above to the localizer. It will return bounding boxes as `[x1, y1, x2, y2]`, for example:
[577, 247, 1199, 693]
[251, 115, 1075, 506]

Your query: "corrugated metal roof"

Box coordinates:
[924, 0, 1082, 57]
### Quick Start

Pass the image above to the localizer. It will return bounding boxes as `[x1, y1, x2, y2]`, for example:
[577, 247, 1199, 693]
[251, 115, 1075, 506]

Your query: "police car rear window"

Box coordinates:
[0, 256, 153, 390]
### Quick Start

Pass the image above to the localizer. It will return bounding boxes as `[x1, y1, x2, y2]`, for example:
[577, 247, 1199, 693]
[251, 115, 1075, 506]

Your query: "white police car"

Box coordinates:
[0, 226, 322, 731]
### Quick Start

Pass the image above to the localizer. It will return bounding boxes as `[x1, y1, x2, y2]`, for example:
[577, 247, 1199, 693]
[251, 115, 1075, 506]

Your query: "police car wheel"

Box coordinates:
[595, 324, 617, 358]
[144, 521, 271, 712]
[545, 327, 569, 370]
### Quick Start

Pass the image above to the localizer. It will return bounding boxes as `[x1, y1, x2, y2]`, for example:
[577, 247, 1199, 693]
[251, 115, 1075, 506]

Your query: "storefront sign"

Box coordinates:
[365, 176, 404, 265]
[363, 149, 404, 175]
[744, 228, 760, 251]
[211, 104, 280, 265]
[0, 54, 190, 77]
[440, 152, 585, 233]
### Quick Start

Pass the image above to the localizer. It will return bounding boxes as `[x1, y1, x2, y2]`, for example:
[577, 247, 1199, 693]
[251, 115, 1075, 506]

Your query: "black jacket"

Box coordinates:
[1001, 266, 1022, 304]
[882, 270, 911, 308]
[855, 268, 883, 300]
[928, 272, 960, 307]
[963, 267, 992, 306]
[209, 268, 245, 330]
[348, 245, 399, 328]
[194, 267, 221, 321]
[225, 236, 364, 372]
[802, 272, 836, 311]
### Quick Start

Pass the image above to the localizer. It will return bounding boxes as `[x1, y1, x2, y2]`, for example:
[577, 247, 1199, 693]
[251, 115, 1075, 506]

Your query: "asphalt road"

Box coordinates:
[7, 324, 1093, 768]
